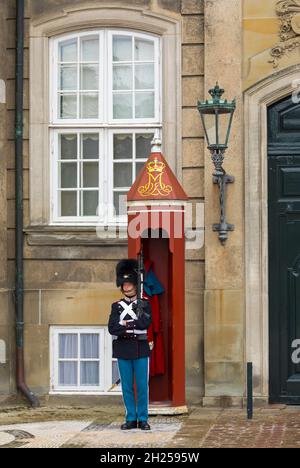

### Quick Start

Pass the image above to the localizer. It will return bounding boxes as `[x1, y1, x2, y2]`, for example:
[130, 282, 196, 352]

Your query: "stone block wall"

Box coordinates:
[0, 0, 205, 403]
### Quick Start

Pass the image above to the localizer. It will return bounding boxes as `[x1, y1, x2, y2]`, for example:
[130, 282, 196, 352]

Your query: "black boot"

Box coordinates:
[138, 421, 151, 431]
[121, 421, 138, 430]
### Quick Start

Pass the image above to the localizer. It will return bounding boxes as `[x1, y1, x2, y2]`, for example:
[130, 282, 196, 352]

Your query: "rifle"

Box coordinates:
[135, 247, 145, 318]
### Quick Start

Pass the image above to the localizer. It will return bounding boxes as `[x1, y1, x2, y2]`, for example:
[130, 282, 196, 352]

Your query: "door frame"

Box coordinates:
[244, 65, 300, 401]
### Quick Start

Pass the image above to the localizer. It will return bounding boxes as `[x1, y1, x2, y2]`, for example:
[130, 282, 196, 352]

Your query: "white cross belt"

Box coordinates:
[118, 301, 147, 335]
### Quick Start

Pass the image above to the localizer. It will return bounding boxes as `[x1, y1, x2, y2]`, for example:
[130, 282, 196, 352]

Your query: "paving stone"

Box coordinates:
[0, 420, 91, 448]
[0, 406, 300, 448]
[63, 420, 182, 448]
[0, 431, 15, 446]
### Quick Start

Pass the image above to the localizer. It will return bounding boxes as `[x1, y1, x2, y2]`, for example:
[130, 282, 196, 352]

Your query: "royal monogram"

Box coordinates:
[138, 158, 173, 197]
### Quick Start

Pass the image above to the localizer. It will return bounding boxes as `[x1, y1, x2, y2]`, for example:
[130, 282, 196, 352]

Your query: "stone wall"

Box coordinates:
[181, 0, 205, 403]
[203, 0, 244, 406]
[0, 0, 205, 404]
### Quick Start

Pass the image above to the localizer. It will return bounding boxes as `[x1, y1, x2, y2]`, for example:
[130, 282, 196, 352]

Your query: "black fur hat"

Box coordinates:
[116, 259, 138, 287]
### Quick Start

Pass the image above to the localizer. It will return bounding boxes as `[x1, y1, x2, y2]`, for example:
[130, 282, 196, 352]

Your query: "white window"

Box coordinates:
[0, 339, 6, 364]
[50, 327, 121, 394]
[50, 30, 161, 225]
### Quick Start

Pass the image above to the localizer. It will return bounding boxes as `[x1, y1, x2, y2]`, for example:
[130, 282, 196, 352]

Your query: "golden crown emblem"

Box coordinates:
[147, 158, 165, 173]
[138, 157, 173, 197]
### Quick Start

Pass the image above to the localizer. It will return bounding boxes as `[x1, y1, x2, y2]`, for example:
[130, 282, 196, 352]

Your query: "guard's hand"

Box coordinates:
[125, 320, 135, 330]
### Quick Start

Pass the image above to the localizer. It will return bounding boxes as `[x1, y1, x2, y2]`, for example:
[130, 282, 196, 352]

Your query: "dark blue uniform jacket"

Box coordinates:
[108, 298, 152, 360]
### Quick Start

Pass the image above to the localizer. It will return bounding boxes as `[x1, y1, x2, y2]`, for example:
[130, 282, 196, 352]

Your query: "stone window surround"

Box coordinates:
[28, 4, 181, 243]
[244, 65, 300, 400]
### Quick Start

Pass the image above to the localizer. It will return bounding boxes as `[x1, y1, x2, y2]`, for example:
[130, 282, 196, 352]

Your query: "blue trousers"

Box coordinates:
[118, 357, 149, 422]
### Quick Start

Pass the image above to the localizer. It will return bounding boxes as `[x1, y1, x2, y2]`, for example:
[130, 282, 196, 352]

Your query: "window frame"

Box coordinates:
[50, 326, 121, 395]
[51, 128, 106, 224]
[50, 29, 161, 126]
[107, 29, 161, 125]
[107, 128, 156, 225]
[50, 127, 158, 225]
[49, 29, 162, 226]
[29, 6, 181, 230]
[50, 30, 104, 125]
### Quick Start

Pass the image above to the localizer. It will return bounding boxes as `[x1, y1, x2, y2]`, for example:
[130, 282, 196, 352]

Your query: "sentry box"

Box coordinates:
[127, 137, 188, 412]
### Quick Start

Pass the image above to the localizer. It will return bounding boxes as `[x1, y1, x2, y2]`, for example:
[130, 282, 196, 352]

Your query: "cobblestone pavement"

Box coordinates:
[0, 405, 300, 448]
[170, 407, 300, 448]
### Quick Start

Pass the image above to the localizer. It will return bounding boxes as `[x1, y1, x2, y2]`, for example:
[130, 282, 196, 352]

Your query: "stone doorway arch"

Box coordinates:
[244, 65, 300, 402]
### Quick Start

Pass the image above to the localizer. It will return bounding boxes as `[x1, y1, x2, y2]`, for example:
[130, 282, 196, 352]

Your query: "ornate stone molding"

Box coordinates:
[270, 0, 300, 68]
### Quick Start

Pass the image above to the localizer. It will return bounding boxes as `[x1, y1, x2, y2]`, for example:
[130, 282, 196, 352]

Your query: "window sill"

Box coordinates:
[24, 226, 128, 247]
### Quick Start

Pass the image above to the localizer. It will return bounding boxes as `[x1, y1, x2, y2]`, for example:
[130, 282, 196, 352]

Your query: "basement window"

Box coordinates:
[50, 326, 121, 394]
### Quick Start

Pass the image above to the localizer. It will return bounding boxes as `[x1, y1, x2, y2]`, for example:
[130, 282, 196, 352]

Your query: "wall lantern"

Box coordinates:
[197, 83, 236, 245]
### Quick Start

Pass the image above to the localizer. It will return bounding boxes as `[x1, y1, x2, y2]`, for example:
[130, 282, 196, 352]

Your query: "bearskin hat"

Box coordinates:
[116, 259, 138, 287]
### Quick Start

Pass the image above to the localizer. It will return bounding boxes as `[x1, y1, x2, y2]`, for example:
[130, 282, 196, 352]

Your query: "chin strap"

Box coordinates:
[124, 294, 137, 302]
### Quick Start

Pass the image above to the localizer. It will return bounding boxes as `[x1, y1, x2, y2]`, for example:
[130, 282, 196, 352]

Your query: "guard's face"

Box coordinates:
[122, 282, 137, 296]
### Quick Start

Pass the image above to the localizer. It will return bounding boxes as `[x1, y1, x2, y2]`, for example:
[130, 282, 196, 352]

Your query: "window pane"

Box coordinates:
[80, 362, 99, 386]
[113, 93, 132, 119]
[113, 134, 133, 160]
[60, 134, 77, 160]
[80, 65, 99, 90]
[60, 39, 77, 62]
[60, 162, 77, 188]
[113, 36, 132, 62]
[81, 36, 99, 62]
[135, 92, 154, 118]
[82, 191, 99, 216]
[113, 192, 127, 216]
[135, 64, 154, 90]
[60, 65, 77, 90]
[82, 134, 99, 159]
[61, 191, 77, 216]
[80, 334, 99, 359]
[136, 162, 145, 178]
[60, 94, 77, 119]
[112, 360, 120, 386]
[135, 38, 154, 61]
[82, 162, 99, 187]
[113, 65, 132, 90]
[59, 362, 78, 386]
[80, 94, 98, 118]
[136, 133, 153, 159]
[59, 334, 78, 359]
[114, 163, 132, 188]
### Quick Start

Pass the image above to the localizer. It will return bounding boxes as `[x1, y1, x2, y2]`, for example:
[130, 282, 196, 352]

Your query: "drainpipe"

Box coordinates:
[15, 0, 39, 408]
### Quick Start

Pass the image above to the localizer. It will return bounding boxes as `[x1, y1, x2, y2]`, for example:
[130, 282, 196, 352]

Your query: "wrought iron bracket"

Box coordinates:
[212, 172, 235, 245]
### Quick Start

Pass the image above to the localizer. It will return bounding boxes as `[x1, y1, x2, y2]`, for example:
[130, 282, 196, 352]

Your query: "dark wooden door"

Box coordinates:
[268, 95, 300, 404]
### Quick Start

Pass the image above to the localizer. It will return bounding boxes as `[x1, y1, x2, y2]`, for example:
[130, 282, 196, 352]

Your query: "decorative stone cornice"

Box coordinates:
[270, 0, 300, 68]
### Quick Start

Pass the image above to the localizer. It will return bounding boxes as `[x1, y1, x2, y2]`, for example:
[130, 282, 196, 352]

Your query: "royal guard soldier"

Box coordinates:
[108, 256, 152, 431]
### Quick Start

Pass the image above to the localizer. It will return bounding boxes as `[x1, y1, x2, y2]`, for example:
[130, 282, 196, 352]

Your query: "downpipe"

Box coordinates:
[15, 0, 39, 408]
